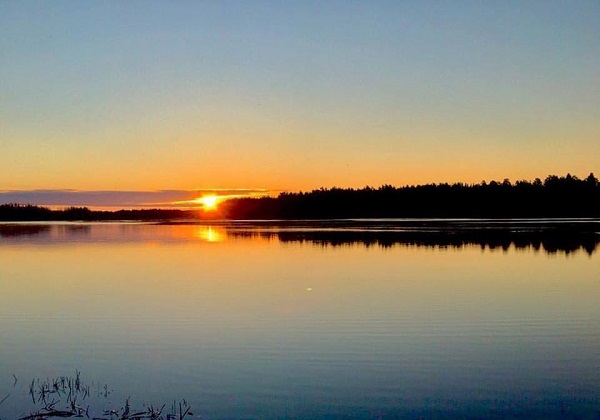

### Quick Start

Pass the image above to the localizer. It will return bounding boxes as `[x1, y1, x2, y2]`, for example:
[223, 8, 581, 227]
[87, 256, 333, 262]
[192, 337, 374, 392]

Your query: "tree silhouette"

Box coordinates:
[223, 172, 600, 219]
[1, 172, 599, 221]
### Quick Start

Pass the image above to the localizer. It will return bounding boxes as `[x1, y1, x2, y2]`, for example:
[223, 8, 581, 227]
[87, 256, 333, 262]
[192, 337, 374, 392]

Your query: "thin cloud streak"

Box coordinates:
[0, 189, 271, 209]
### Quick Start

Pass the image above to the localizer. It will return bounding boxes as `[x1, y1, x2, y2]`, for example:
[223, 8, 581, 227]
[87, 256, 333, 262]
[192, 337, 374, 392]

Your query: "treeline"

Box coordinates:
[2, 173, 599, 221]
[0, 204, 196, 221]
[223, 173, 600, 219]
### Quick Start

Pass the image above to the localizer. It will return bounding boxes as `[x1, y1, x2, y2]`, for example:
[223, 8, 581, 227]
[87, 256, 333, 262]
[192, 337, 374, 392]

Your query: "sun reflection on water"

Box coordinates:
[194, 226, 225, 242]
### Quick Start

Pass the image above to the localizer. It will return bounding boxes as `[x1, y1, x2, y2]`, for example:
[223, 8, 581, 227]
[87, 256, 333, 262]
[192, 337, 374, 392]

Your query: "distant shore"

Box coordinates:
[2, 173, 599, 221]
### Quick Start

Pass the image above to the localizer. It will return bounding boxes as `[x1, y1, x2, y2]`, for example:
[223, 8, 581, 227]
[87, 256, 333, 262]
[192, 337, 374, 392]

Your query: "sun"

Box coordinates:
[199, 195, 219, 210]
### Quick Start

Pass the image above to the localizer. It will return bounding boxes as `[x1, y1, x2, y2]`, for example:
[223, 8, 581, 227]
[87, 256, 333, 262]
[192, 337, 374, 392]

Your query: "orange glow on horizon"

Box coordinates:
[170, 191, 271, 211]
[198, 195, 219, 210]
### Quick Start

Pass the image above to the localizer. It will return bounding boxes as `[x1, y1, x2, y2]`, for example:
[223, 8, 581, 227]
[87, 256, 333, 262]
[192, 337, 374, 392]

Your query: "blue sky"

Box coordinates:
[1, 1, 598, 206]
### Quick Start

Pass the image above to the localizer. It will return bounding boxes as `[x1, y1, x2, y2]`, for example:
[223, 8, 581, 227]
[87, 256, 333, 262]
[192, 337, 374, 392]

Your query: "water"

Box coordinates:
[1, 222, 599, 418]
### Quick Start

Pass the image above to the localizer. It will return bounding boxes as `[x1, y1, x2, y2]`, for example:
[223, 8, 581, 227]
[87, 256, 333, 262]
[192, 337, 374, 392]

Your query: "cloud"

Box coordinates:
[0, 189, 271, 209]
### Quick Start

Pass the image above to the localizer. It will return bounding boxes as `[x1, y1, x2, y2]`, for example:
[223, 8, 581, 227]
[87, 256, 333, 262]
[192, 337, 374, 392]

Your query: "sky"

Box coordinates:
[1, 1, 599, 207]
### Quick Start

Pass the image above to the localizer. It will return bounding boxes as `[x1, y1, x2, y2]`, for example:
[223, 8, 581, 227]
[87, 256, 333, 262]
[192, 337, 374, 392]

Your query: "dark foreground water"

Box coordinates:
[1, 221, 599, 419]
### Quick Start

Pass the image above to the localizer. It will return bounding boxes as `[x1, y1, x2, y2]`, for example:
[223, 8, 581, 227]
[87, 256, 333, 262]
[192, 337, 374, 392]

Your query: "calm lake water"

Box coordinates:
[1, 221, 599, 419]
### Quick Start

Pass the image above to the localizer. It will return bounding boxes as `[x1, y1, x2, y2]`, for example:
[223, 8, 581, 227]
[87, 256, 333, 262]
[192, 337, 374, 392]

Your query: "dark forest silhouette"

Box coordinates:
[1, 173, 599, 220]
[0, 205, 195, 221]
[223, 172, 600, 219]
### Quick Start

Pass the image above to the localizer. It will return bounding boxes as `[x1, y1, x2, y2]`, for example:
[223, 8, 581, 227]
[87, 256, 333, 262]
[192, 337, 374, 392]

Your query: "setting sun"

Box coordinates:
[199, 195, 219, 210]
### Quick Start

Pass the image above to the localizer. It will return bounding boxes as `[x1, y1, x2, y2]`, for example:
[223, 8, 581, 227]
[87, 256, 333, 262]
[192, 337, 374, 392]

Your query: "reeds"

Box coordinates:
[2, 371, 194, 420]
[0, 393, 10, 407]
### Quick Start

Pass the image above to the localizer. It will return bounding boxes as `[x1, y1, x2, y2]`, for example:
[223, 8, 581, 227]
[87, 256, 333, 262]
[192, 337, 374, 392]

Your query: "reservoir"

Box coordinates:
[1, 221, 599, 418]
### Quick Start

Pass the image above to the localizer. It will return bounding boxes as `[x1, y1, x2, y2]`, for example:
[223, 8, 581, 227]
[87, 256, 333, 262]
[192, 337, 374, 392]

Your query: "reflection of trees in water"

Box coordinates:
[1, 222, 597, 255]
[0, 224, 93, 239]
[0, 225, 51, 237]
[59, 224, 92, 236]
[227, 229, 599, 256]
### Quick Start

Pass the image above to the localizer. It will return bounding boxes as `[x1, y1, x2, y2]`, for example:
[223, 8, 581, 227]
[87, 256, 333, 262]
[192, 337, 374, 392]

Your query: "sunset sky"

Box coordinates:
[1, 1, 599, 207]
